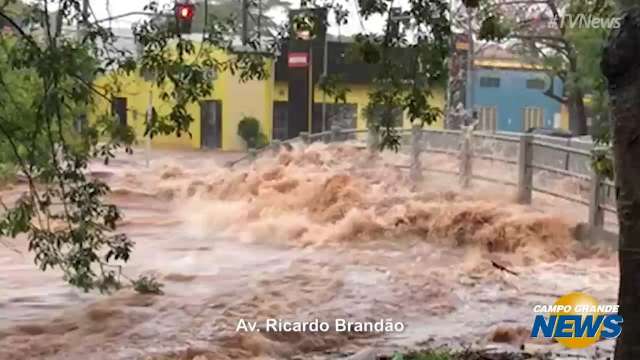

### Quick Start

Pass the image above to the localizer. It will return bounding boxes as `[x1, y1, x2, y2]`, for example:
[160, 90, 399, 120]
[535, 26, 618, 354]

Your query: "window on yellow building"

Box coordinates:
[111, 97, 127, 126]
[273, 101, 289, 140]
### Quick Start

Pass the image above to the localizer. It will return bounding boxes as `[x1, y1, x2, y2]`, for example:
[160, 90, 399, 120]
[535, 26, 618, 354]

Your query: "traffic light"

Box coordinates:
[175, 1, 195, 34]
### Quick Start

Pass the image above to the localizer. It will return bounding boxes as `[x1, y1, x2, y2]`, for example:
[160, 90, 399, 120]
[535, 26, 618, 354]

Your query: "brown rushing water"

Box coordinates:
[0, 142, 619, 359]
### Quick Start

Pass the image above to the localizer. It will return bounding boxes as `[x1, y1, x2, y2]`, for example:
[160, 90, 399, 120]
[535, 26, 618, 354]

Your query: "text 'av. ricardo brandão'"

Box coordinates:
[235, 318, 406, 333]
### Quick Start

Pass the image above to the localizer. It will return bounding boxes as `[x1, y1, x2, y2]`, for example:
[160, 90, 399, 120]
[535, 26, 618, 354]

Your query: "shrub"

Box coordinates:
[131, 275, 164, 295]
[256, 132, 269, 148]
[238, 116, 269, 149]
[0, 162, 16, 186]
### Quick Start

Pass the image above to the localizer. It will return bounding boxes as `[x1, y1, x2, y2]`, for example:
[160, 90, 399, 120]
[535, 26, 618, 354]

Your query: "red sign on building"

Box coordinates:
[288, 52, 309, 68]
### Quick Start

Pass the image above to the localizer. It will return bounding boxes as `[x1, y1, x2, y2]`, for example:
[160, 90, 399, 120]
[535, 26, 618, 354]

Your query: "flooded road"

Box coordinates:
[0, 143, 619, 359]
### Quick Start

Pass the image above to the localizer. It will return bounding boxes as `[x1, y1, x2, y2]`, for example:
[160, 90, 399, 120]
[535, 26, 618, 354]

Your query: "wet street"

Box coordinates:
[0, 143, 619, 359]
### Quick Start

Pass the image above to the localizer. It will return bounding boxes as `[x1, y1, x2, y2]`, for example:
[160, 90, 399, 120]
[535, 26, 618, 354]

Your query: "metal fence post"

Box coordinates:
[300, 131, 309, 145]
[410, 123, 423, 182]
[588, 171, 605, 230]
[331, 125, 341, 143]
[517, 133, 534, 204]
[459, 126, 473, 188]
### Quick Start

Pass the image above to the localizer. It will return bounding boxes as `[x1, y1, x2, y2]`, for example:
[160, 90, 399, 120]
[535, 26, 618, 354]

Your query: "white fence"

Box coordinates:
[247, 124, 618, 247]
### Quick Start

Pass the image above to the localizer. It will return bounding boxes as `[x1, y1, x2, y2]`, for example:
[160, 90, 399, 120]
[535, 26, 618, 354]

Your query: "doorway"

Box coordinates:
[523, 106, 544, 131]
[200, 100, 222, 149]
[273, 101, 289, 140]
[111, 97, 128, 126]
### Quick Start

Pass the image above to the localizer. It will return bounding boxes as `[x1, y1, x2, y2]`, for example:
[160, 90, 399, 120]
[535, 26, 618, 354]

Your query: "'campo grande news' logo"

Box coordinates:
[530, 292, 623, 349]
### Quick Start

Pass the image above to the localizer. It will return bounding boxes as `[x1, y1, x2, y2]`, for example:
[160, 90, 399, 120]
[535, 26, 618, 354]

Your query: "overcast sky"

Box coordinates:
[85, 0, 390, 36]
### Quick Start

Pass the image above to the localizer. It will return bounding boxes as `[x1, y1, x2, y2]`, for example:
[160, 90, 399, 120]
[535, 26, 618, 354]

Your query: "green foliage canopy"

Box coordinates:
[0, 0, 270, 293]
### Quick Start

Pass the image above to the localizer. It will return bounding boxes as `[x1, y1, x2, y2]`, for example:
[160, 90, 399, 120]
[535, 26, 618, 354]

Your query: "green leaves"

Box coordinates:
[344, 0, 451, 152]
[1, 196, 33, 237]
[478, 15, 510, 41]
[131, 275, 164, 295]
[319, 74, 351, 104]
[352, 34, 382, 64]
[591, 146, 614, 180]
[237, 116, 268, 149]
[0, 0, 453, 295]
[357, 0, 389, 19]
[0, 0, 146, 294]
[462, 0, 480, 8]
[390, 349, 454, 360]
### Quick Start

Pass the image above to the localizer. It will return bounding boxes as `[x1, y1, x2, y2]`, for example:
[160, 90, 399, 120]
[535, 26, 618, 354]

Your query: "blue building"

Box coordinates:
[470, 52, 566, 133]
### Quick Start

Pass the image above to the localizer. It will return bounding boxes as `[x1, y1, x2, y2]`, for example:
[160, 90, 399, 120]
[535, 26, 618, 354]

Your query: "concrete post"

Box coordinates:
[331, 125, 341, 143]
[517, 133, 534, 204]
[367, 126, 380, 152]
[271, 139, 281, 153]
[464, 6, 475, 119]
[588, 171, 605, 229]
[248, 148, 257, 161]
[459, 125, 473, 188]
[145, 90, 152, 168]
[409, 123, 423, 182]
[299, 131, 309, 145]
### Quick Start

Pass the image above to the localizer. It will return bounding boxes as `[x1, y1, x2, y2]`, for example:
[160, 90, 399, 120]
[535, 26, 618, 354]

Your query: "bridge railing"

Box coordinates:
[244, 125, 617, 246]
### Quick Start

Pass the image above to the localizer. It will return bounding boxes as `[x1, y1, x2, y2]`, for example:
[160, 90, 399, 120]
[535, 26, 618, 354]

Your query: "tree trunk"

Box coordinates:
[570, 87, 589, 136]
[601, 7, 640, 359]
[568, 54, 589, 136]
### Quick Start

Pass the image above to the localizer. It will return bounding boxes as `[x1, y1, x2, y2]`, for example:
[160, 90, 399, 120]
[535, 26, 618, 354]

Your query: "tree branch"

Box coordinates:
[545, 0, 565, 36]
[509, 34, 570, 57]
[474, 41, 494, 56]
[494, 0, 548, 5]
[0, 114, 45, 230]
[0, 10, 38, 48]
[510, 40, 568, 104]
[509, 34, 568, 46]
[542, 74, 567, 104]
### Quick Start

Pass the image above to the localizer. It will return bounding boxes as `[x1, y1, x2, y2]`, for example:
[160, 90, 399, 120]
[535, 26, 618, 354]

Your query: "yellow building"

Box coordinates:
[91, 40, 446, 152]
[272, 82, 446, 133]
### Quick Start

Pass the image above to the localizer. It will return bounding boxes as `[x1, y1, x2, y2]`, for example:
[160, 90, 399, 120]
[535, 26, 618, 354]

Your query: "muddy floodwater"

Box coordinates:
[0, 142, 619, 359]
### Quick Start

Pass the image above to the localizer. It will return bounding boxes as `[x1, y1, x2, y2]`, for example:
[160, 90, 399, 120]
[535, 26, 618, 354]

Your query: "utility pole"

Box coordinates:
[138, 17, 156, 168]
[444, 0, 453, 118]
[74, 0, 90, 133]
[321, 32, 328, 132]
[241, 0, 264, 45]
[77, 0, 89, 39]
[145, 89, 152, 168]
[464, 5, 474, 126]
[257, 0, 262, 42]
